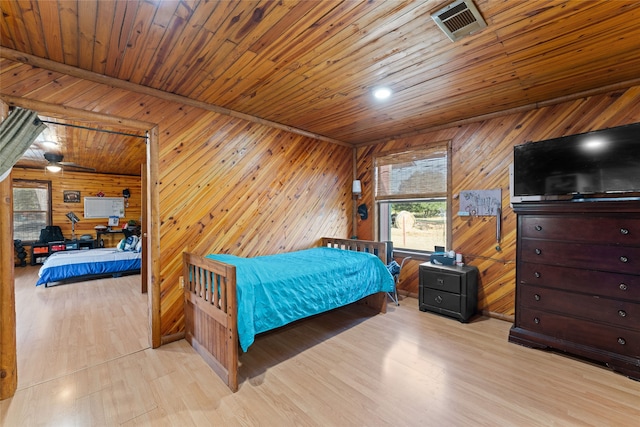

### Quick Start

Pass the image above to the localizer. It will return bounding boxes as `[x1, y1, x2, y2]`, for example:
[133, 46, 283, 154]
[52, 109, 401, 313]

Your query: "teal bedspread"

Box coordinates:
[206, 247, 395, 352]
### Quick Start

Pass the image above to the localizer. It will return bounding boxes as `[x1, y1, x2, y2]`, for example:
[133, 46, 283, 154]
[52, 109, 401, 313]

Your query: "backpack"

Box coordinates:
[38, 226, 65, 243]
[387, 260, 401, 277]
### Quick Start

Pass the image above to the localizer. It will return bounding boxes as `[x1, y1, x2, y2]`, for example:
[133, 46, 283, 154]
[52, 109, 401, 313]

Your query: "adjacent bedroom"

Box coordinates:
[7, 116, 150, 391]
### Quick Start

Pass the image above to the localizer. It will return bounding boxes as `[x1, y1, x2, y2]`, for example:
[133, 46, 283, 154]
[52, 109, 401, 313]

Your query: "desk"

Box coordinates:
[96, 229, 125, 248]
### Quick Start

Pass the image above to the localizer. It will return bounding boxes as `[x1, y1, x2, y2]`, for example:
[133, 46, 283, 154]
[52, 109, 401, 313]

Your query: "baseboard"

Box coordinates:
[161, 331, 185, 345]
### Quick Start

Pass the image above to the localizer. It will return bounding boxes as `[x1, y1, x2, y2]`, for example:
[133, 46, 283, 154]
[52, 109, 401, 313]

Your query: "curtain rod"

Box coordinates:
[39, 119, 147, 139]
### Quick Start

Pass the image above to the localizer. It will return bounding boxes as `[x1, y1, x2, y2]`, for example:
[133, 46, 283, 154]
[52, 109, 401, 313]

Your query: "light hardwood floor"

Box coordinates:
[1, 266, 639, 426]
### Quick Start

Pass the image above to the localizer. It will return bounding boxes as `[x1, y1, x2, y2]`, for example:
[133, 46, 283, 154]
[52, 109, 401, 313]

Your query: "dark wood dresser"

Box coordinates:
[509, 200, 640, 379]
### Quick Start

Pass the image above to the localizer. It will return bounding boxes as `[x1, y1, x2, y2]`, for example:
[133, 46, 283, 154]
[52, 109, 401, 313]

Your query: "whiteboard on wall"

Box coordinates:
[84, 197, 125, 219]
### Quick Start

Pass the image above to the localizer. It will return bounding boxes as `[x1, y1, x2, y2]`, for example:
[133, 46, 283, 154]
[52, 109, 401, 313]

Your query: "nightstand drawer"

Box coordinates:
[420, 270, 461, 293]
[420, 288, 461, 312]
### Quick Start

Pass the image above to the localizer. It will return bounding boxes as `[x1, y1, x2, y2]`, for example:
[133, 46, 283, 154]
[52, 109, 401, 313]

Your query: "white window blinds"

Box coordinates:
[375, 144, 449, 200]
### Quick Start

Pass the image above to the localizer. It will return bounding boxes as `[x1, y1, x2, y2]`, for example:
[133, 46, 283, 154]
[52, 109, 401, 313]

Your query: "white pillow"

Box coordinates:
[117, 236, 140, 252]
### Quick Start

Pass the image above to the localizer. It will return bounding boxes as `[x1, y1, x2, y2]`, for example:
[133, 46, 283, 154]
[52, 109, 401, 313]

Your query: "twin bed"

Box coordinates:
[36, 247, 141, 287]
[183, 237, 395, 392]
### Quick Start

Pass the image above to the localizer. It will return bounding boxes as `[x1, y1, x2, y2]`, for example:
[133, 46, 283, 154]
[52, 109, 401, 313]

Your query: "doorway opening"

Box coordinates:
[1, 99, 160, 395]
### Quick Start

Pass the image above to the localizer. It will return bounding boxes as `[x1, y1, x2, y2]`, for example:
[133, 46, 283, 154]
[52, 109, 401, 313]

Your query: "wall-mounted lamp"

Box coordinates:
[352, 180, 362, 198]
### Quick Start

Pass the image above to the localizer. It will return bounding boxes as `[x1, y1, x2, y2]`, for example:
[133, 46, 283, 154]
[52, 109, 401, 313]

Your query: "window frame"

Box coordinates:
[374, 142, 452, 256]
[12, 179, 52, 244]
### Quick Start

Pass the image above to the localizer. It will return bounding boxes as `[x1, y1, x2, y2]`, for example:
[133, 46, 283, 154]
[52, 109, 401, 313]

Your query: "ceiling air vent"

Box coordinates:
[431, 0, 487, 42]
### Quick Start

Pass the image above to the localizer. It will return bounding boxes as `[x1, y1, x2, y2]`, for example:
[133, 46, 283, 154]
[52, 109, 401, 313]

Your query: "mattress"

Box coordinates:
[207, 246, 394, 351]
[37, 248, 141, 286]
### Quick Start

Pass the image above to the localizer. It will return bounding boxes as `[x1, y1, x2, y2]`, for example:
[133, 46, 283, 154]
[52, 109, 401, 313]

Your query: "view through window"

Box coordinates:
[382, 199, 447, 252]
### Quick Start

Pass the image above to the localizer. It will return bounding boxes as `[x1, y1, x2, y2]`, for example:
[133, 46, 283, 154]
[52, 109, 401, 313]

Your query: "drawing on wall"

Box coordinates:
[459, 189, 501, 216]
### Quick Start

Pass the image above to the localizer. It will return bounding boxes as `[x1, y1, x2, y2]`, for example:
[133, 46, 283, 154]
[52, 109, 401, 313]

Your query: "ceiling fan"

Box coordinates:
[43, 152, 96, 172]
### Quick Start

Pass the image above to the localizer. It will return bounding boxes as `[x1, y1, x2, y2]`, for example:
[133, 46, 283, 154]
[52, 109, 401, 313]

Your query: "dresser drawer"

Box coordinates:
[420, 270, 461, 293]
[420, 288, 461, 313]
[520, 239, 640, 274]
[517, 307, 640, 358]
[520, 216, 640, 244]
[519, 262, 640, 301]
[519, 284, 640, 329]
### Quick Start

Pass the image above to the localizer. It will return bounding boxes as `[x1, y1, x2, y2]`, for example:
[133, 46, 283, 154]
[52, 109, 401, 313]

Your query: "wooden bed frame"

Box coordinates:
[182, 237, 390, 392]
[43, 269, 140, 288]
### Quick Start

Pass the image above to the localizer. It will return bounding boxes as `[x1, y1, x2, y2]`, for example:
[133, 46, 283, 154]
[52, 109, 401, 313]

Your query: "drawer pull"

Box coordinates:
[620, 283, 628, 291]
[437, 278, 444, 285]
[534, 294, 541, 301]
[534, 317, 540, 324]
[534, 272, 541, 278]
[535, 225, 542, 231]
[618, 310, 627, 318]
[617, 337, 626, 345]
[535, 248, 542, 255]
[619, 256, 628, 263]
[620, 228, 629, 235]
[435, 295, 443, 304]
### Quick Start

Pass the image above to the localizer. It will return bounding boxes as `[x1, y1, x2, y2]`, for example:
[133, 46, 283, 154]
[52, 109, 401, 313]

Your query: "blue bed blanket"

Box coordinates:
[37, 248, 141, 286]
[206, 246, 395, 352]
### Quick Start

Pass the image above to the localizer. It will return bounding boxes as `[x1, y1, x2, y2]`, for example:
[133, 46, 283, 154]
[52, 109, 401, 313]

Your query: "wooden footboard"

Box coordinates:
[183, 252, 239, 391]
[183, 237, 390, 392]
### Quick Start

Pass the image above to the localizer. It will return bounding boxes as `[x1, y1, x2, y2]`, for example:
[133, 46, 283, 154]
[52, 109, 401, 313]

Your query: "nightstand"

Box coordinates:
[419, 262, 478, 322]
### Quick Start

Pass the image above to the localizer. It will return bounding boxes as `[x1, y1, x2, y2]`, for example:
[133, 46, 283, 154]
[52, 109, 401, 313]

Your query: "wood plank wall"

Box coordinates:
[1, 58, 352, 339]
[356, 86, 640, 319]
[10, 168, 142, 255]
[157, 120, 352, 335]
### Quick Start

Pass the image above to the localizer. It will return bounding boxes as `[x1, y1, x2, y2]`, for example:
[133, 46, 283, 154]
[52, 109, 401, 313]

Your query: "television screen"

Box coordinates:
[513, 122, 640, 201]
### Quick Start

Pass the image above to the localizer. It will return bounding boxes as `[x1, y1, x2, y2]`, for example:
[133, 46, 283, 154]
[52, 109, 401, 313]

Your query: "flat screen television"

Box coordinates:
[511, 122, 640, 203]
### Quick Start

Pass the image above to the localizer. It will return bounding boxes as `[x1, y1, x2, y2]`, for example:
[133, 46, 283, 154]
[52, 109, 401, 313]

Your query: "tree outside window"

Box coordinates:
[13, 180, 51, 243]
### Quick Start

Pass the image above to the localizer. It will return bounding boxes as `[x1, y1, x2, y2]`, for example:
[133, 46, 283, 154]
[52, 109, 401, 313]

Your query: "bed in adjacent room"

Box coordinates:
[37, 247, 141, 287]
[183, 237, 395, 392]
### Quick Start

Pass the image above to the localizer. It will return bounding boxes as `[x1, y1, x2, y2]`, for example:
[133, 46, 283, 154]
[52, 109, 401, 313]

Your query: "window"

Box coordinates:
[13, 180, 51, 243]
[375, 143, 450, 253]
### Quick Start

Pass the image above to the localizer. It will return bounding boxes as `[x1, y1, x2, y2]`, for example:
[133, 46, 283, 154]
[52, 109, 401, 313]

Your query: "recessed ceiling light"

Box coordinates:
[373, 87, 392, 100]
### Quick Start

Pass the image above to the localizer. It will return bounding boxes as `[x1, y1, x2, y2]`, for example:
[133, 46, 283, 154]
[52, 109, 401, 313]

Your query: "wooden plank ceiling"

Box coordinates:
[16, 117, 146, 176]
[2, 0, 640, 175]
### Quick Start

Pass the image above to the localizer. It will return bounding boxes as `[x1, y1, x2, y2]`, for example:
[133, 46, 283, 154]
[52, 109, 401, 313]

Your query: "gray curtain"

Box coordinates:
[0, 107, 47, 178]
